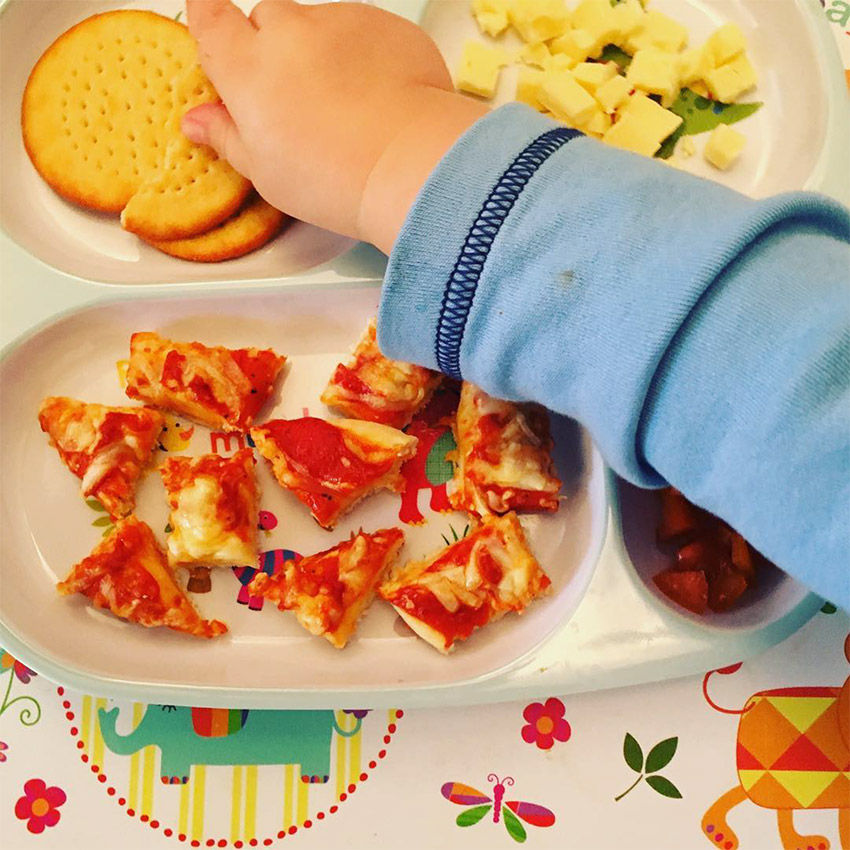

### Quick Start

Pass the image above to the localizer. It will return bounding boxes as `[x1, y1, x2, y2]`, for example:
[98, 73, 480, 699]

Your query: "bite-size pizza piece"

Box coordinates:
[450, 382, 561, 517]
[249, 527, 405, 648]
[38, 396, 165, 520]
[57, 516, 227, 638]
[250, 417, 418, 529]
[379, 513, 550, 653]
[159, 449, 259, 569]
[125, 331, 285, 432]
[320, 318, 443, 429]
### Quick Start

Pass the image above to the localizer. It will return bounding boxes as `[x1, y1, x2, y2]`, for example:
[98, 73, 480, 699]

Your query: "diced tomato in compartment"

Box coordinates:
[653, 568, 708, 615]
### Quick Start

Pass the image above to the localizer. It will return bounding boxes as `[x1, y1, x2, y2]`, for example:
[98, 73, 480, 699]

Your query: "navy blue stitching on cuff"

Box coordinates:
[434, 126, 581, 379]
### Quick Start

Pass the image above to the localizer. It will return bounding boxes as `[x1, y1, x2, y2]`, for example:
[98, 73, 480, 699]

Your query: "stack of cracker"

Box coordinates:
[22, 10, 287, 262]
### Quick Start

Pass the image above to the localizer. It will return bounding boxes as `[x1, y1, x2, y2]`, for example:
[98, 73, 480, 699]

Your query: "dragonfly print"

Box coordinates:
[441, 774, 555, 843]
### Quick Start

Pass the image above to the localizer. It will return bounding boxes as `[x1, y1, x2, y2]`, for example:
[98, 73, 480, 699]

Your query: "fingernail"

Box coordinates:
[181, 113, 205, 142]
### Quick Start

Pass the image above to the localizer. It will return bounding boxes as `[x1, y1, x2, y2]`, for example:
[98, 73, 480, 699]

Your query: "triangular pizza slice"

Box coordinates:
[38, 396, 165, 520]
[249, 527, 404, 648]
[125, 331, 286, 432]
[450, 382, 562, 517]
[250, 417, 418, 529]
[320, 318, 442, 429]
[379, 513, 550, 653]
[159, 449, 259, 570]
[57, 516, 227, 639]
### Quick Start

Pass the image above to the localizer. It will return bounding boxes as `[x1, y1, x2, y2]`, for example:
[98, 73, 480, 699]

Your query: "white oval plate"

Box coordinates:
[0, 0, 357, 286]
[0, 284, 608, 704]
[410, 0, 849, 201]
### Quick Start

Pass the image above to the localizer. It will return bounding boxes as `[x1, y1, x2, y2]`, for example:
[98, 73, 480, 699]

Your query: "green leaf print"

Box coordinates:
[623, 733, 643, 772]
[86, 498, 106, 512]
[599, 44, 632, 71]
[657, 88, 763, 159]
[646, 775, 682, 798]
[645, 737, 678, 773]
[616, 733, 681, 801]
[502, 807, 528, 843]
[457, 805, 491, 827]
[92, 516, 113, 527]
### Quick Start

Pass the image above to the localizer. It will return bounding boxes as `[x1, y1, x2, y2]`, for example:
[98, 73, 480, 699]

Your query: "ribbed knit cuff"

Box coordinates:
[378, 103, 564, 369]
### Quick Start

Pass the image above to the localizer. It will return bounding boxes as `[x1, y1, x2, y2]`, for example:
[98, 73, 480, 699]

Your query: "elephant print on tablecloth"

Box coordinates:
[701, 634, 850, 850]
[98, 705, 361, 785]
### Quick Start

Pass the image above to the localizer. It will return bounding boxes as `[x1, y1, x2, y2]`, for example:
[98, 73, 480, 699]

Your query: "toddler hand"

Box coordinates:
[183, 0, 487, 252]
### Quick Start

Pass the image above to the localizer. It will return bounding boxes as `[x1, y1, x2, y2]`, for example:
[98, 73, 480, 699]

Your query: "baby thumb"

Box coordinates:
[182, 102, 252, 178]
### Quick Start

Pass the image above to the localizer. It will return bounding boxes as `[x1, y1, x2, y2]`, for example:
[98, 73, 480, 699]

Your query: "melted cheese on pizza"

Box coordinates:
[57, 516, 227, 638]
[249, 528, 404, 648]
[379, 513, 549, 653]
[159, 449, 258, 569]
[38, 396, 165, 519]
[125, 331, 285, 432]
[320, 319, 442, 428]
[250, 417, 418, 529]
[451, 383, 561, 516]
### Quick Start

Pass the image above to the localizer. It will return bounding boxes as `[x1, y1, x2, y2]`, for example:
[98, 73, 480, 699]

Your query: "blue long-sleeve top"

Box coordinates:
[377, 104, 850, 609]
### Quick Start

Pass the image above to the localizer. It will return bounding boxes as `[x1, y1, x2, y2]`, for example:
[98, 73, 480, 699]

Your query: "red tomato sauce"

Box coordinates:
[95, 411, 154, 453]
[161, 350, 232, 421]
[164, 452, 254, 538]
[391, 585, 490, 648]
[262, 418, 394, 488]
[232, 349, 283, 425]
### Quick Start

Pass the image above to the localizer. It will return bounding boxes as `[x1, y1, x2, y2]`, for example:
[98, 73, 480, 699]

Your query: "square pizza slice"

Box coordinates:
[57, 516, 227, 638]
[250, 417, 418, 529]
[320, 318, 442, 429]
[159, 448, 259, 569]
[378, 513, 550, 653]
[450, 382, 561, 517]
[125, 331, 286, 432]
[38, 396, 165, 520]
[249, 527, 404, 648]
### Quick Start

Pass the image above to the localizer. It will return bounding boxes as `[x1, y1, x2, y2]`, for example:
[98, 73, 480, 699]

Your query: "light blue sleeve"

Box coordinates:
[377, 104, 850, 608]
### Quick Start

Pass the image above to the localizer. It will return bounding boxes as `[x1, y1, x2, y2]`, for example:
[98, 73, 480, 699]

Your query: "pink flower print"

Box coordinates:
[0, 741, 8, 762]
[521, 698, 572, 750]
[0, 651, 36, 684]
[14, 779, 66, 833]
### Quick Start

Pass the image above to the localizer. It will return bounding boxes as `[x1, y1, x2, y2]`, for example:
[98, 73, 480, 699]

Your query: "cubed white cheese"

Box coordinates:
[518, 41, 552, 69]
[456, 41, 510, 98]
[582, 108, 613, 136]
[572, 61, 618, 93]
[602, 113, 662, 156]
[626, 47, 680, 100]
[594, 73, 632, 112]
[625, 10, 688, 53]
[610, 0, 644, 42]
[508, 0, 571, 43]
[570, 0, 620, 56]
[705, 52, 757, 102]
[704, 123, 745, 169]
[539, 69, 599, 125]
[515, 67, 547, 110]
[705, 23, 747, 67]
[549, 28, 595, 63]
[620, 92, 683, 140]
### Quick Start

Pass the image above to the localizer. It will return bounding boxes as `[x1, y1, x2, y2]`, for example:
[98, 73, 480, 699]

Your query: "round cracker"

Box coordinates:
[145, 194, 288, 262]
[119, 65, 252, 241]
[21, 10, 197, 212]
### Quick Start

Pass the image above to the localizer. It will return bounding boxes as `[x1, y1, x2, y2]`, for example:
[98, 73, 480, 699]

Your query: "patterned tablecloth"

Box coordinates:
[2, 6, 849, 850]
